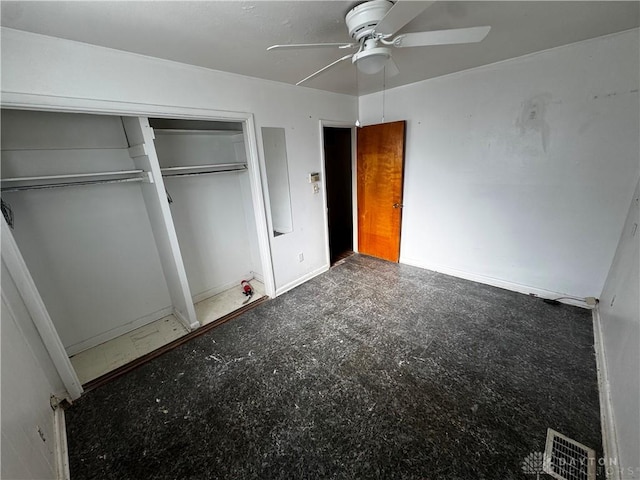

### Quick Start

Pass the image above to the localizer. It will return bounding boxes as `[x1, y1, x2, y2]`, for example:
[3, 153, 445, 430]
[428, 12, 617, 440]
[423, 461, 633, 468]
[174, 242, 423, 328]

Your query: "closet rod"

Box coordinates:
[162, 167, 247, 179]
[160, 163, 246, 173]
[1, 169, 145, 183]
[1, 175, 150, 193]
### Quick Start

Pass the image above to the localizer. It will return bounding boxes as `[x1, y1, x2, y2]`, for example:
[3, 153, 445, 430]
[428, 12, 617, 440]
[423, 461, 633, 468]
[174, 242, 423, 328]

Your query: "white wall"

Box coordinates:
[0, 27, 358, 293]
[152, 131, 240, 167]
[1, 110, 174, 354]
[1, 260, 65, 480]
[235, 140, 264, 281]
[599, 180, 640, 479]
[360, 29, 640, 299]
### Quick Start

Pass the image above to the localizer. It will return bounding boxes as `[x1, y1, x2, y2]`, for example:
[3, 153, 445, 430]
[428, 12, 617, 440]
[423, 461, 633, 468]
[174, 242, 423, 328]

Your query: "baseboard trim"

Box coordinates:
[251, 271, 264, 283]
[592, 307, 621, 480]
[275, 265, 330, 297]
[400, 257, 592, 309]
[53, 406, 70, 480]
[65, 306, 175, 356]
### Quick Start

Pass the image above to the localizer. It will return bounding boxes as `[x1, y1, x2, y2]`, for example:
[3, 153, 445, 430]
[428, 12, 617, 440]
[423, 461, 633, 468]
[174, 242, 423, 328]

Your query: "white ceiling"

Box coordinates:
[1, 1, 638, 96]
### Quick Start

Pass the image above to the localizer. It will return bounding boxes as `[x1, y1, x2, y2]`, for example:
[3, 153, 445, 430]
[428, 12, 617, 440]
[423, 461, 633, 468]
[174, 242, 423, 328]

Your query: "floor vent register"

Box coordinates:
[543, 428, 596, 480]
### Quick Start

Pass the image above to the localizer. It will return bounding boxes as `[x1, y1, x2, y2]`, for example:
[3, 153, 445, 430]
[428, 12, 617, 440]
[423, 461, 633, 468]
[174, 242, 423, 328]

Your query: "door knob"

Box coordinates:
[393, 203, 404, 209]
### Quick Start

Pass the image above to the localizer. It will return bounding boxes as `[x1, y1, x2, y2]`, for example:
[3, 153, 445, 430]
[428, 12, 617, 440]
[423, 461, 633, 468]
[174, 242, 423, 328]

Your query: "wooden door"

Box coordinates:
[323, 127, 353, 264]
[357, 121, 406, 262]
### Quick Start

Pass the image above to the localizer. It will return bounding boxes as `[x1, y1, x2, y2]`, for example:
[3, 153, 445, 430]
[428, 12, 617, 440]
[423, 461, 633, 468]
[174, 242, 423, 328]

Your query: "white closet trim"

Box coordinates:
[1, 217, 83, 400]
[2, 91, 256, 121]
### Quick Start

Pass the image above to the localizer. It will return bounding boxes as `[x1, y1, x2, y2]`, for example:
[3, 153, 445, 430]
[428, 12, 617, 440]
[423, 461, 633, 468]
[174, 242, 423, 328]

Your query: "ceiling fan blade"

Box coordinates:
[375, 0, 435, 36]
[394, 26, 491, 48]
[268, 43, 357, 51]
[385, 58, 400, 77]
[296, 54, 354, 86]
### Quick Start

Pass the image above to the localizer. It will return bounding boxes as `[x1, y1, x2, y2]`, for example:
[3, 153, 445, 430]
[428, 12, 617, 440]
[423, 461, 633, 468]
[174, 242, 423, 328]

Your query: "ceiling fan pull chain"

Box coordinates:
[382, 64, 386, 123]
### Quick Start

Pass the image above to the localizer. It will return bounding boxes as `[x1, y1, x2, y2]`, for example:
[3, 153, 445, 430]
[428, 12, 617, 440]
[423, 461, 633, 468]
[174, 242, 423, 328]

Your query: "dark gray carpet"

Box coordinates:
[65, 254, 602, 479]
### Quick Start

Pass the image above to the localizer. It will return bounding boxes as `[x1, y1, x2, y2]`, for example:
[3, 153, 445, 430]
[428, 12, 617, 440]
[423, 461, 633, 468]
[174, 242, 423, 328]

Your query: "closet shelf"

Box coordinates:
[154, 129, 243, 136]
[160, 163, 247, 178]
[1, 170, 152, 192]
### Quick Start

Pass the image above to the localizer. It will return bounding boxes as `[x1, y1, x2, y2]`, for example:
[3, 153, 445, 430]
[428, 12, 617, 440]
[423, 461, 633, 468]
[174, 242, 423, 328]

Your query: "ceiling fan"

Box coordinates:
[268, 0, 491, 85]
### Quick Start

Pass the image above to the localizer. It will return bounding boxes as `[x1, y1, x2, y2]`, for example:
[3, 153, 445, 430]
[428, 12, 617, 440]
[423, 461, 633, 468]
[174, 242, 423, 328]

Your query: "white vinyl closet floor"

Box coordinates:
[195, 280, 265, 326]
[70, 280, 265, 384]
[70, 315, 188, 385]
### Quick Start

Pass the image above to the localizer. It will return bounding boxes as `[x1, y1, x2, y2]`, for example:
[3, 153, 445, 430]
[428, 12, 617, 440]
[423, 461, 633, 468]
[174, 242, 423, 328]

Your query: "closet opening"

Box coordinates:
[148, 117, 266, 326]
[1, 109, 272, 389]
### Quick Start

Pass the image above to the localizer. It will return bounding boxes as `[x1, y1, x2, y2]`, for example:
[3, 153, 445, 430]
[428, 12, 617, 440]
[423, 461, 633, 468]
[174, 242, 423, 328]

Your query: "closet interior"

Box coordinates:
[1, 109, 266, 385]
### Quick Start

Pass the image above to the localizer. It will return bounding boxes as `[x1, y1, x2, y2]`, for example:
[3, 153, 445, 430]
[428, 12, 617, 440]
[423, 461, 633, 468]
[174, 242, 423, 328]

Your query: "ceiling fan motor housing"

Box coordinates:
[345, 0, 394, 41]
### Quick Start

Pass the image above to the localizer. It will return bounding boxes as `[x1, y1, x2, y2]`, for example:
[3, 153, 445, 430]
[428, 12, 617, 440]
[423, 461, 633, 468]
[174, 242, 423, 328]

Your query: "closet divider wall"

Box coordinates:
[1, 110, 269, 374]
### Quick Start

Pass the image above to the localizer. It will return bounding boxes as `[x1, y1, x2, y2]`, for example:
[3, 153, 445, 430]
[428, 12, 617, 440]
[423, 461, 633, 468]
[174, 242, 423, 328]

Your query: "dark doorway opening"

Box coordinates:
[323, 127, 354, 265]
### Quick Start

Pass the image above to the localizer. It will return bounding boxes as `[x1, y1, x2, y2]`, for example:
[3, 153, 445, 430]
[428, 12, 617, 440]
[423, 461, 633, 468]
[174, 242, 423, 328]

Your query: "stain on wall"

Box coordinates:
[516, 93, 552, 153]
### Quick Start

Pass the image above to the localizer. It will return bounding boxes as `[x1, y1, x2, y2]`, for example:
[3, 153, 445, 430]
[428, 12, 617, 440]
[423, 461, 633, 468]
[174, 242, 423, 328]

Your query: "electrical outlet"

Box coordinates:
[313, 183, 320, 194]
[298, 252, 304, 262]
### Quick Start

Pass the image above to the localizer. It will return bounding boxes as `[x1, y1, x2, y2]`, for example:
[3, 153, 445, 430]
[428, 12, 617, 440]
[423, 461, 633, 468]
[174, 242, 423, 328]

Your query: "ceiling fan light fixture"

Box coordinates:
[270, 0, 493, 87]
[353, 45, 391, 74]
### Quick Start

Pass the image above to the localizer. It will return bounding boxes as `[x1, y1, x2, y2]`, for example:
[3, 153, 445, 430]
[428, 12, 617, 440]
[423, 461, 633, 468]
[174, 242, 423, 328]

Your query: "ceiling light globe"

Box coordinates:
[353, 46, 391, 75]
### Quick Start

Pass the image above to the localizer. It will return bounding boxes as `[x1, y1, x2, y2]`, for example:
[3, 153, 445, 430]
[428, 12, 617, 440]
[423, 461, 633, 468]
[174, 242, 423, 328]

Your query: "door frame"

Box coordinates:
[1, 93, 276, 399]
[319, 120, 358, 267]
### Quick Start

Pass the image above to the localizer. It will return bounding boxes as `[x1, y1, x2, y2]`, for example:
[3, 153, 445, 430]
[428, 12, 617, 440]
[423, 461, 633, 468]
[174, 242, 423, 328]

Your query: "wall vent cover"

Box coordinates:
[543, 428, 596, 480]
